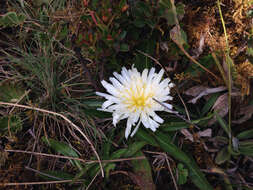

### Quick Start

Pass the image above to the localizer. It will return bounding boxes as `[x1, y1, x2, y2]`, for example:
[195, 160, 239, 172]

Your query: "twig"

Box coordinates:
[153, 98, 200, 129]
[137, 50, 164, 69]
[9, 90, 31, 114]
[0, 101, 104, 177]
[217, 0, 232, 151]
[0, 180, 84, 186]
[5, 149, 145, 164]
[86, 170, 100, 190]
[169, 0, 220, 81]
[174, 40, 220, 81]
[165, 154, 178, 190]
[25, 166, 63, 180]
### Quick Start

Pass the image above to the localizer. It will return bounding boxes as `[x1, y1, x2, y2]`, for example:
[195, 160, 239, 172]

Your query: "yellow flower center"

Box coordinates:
[120, 80, 155, 112]
[132, 95, 146, 108]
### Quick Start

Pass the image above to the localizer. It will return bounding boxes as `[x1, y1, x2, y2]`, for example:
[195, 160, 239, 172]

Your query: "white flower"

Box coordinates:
[96, 66, 174, 139]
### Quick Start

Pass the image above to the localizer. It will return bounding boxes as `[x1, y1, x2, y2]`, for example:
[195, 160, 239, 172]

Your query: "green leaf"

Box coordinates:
[136, 1, 152, 17]
[214, 111, 231, 138]
[201, 93, 219, 116]
[155, 131, 190, 163]
[0, 115, 23, 135]
[177, 163, 188, 185]
[0, 83, 25, 103]
[135, 128, 158, 147]
[133, 18, 146, 28]
[159, 0, 172, 9]
[0, 12, 26, 28]
[119, 30, 127, 40]
[173, 105, 198, 118]
[131, 151, 155, 190]
[42, 137, 83, 170]
[123, 141, 146, 157]
[39, 170, 76, 181]
[104, 163, 116, 179]
[155, 130, 213, 190]
[144, 19, 156, 29]
[159, 1, 185, 25]
[110, 148, 128, 159]
[236, 129, 253, 140]
[185, 55, 214, 77]
[119, 43, 130, 52]
[161, 121, 189, 132]
[82, 100, 103, 107]
[119, 0, 127, 10]
[215, 146, 231, 165]
[192, 113, 215, 125]
[170, 26, 187, 46]
[82, 108, 111, 118]
[247, 47, 253, 56]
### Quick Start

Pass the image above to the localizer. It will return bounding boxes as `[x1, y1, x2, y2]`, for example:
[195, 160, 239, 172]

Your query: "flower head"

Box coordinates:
[96, 66, 174, 139]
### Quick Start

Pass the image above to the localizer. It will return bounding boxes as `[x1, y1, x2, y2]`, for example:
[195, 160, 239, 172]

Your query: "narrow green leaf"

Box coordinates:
[192, 113, 214, 124]
[214, 111, 231, 138]
[110, 148, 128, 159]
[42, 137, 83, 170]
[155, 131, 191, 163]
[131, 151, 155, 190]
[104, 163, 116, 179]
[135, 128, 158, 147]
[161, 121, 189, 131]
[236, 129, 253, 140]
[124, 141, 147, 157]
[201, 93, 219, 116]
[155, 130, 213, 190]
[39, 170, 75, 181]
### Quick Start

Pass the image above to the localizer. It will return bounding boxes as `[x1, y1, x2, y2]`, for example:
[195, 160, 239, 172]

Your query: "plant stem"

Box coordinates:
[217, 0, 232, 149]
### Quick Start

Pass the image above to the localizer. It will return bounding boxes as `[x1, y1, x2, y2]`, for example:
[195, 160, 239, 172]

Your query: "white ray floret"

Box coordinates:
[96, 65, 174, 139]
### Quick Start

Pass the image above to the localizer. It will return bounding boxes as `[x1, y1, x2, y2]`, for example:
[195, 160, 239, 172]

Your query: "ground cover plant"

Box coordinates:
[0, 0, 253, 189]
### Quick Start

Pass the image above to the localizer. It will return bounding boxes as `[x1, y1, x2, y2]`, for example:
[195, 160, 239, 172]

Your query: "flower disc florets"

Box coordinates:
[96, 66, 174, 139]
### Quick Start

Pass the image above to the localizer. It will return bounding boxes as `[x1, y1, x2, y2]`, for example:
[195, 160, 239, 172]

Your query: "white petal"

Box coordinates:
[153, 69, 164, 84]
[109, 77, 123, 89]
[121, 67, 131, 82]
[125, 118, 133, 139]
[141, 113, 151, 129]
[113, 112, 125, 126]
[113, 72, 127, 85]
[97, 108, 113, 112]
[102, 100, 114, 109]
[156, 95, 173, 102]
[147, 68, 155, 82]
[96, 92, 120, 103]
[168, 82, 175, 88]
[148, 117, 159, 131]
[142, 69, 148, 81]
[101, 80, 120, 96]
[150, 111, 164, 123]
[130, 120, 141, 137]
[163, 103, 173, 110]
[159, 78, 170, 87]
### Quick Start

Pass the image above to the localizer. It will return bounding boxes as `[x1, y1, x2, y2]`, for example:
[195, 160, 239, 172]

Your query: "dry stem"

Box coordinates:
[0, 101, 104, 177]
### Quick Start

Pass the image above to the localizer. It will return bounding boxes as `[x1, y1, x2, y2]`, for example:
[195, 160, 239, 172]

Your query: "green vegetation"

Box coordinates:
[0, 0, 252, 189]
